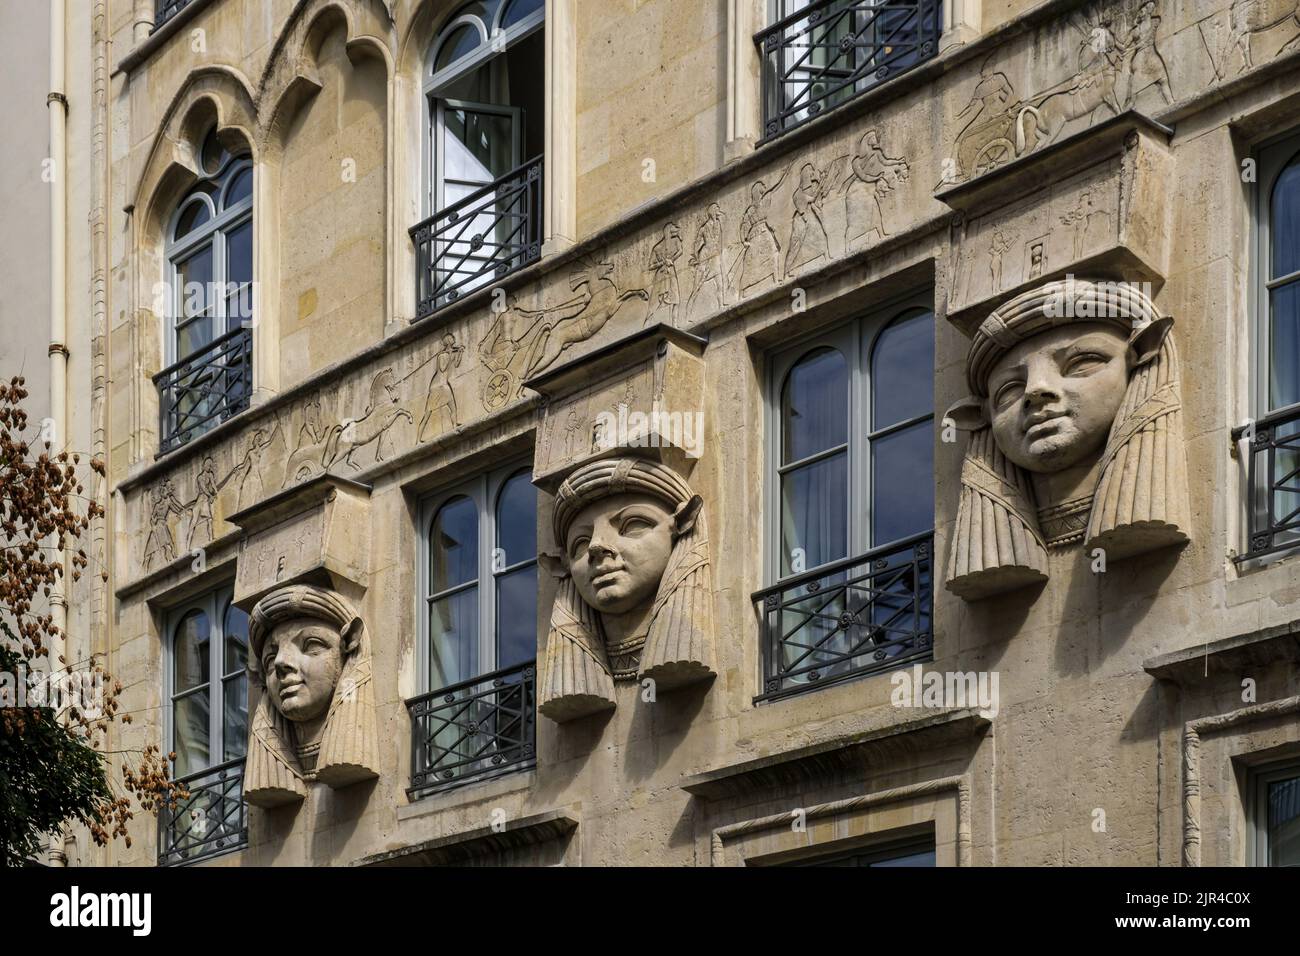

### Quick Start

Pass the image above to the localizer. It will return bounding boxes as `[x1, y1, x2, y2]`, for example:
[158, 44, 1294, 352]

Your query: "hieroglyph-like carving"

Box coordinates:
[244, 584, 379, 806]
[944, 279, 1189, 600]
[537, 457, 715, 722]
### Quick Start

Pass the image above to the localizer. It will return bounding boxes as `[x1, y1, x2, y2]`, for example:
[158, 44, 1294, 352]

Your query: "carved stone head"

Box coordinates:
[539, 456, 714, 722]
[243, 584, 378, 806]
[944, 279, 1189, 600]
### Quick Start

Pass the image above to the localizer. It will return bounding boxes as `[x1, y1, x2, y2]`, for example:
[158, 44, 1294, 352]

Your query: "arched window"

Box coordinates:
[416, 463, 537, 795]
[162, 585, 248, 865]
[415, 0, 545, 316]
[158, 129, 254, 453]
[762, 299, 934, 700]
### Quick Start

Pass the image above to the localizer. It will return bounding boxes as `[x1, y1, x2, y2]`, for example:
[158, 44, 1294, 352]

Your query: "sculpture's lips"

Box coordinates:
[1025, 411, 1069, 438]
[278, 679, 305, 697]
[591, 566, 627, 590]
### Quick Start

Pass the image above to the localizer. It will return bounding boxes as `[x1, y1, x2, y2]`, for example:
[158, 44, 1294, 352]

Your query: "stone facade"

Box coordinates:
[16, 0, 1300, 866]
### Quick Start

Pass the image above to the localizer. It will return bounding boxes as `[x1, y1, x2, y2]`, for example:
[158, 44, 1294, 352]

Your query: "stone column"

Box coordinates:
[543, 0, 576, 253]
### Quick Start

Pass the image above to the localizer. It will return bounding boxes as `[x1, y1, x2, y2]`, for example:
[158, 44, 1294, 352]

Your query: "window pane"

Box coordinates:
[176, 247, 214, 358]
[173, 610, 210, 692]
[872, 310, 933, 430]
[780, 451, 848, 576]
[223, 167, 252, 210]
[496, 470, 536, 568]
[223, 602, 249, 676]
[496, 564, 537, 669]
[1271, 155, 1300, 280]
[430, 586, 479, 689]
[501, 0, 542, 28]
[1268, 774, 1300, 866]
[1270, 280, 1300, 411]
[222, 674, 248, 762]
[173, 692, 210, 777]
[225, 220, 254, 327]
[174, 199, 210, 240]
[782, 347, 847, 463]
[431, 495, 478, 594]
[443, 108, 516, 187]
[872, 420, 934, 545]
[434, 23, 482, 75]
[870, 849, 937, 867]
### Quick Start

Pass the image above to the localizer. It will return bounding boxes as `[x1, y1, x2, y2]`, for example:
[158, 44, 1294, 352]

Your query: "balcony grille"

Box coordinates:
[410, 157, 543, 320]
[408, 660, 536, 798]
[158, 758, 247, 866]
[1233, 403, 1300, 562]
[755, 0, 941, 143]
[754, 531, 932, 702]
[154, 325, 252, 455]
[154, 0, 197, 32]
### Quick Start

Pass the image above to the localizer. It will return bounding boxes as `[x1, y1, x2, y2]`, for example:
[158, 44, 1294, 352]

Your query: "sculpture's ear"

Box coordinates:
[943, 396, 989, 432]
[340, 617, 364, 656]
[537, 551, 569, 580]
[673, 495, 704, 538]
[1128, 317, 1172, 367]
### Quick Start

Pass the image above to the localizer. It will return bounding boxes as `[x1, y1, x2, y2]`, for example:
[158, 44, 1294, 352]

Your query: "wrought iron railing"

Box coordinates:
[154, 325, 252, 455]
[410, 157, 543, 320]
[158, 758, 247, 866]
[755, 0, 941, 142]
[1233, 403, 1300, 562]
[154, 0, 198, 32]
[408, 660, 536, 797]
[754, 531, 932, 702]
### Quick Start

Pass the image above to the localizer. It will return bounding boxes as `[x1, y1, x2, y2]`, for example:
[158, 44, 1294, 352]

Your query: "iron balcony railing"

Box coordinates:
[754, 531, 932, 702]
[158, 758, 247, 867]
[408, 660, 536, 798]
[410, 156, 543, 320]
[1233, 402, 1300, 562]
[755, 0, 941, 142]
[154, 0, 198, 32]
[154, 325, 253, 455]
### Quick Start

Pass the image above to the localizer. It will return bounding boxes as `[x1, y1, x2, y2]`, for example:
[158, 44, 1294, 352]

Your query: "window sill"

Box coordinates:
[114, 0, 221, 77]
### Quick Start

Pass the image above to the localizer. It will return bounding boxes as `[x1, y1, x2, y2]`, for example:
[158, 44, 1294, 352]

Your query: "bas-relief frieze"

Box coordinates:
[122, 0, 1300, 590]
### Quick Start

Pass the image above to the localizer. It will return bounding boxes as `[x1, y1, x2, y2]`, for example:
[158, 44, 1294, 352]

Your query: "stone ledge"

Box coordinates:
[1144, 619, 1300, 688]
[352, 808, 579, 867]
[681, 708, 991, 801]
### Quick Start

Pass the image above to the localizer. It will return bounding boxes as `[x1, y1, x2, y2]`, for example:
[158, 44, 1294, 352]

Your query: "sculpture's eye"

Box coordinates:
[992, 380, 1023, 411]
[569, 536, 590, 561]
[304, 636, 328, 654]
[620, 516, 655, 536]
[1064, 352, 1108, 376]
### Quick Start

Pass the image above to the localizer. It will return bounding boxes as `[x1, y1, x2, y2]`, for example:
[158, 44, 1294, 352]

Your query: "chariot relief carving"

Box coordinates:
[943, 279, 1189, 601]
[244, 584, 379, 806]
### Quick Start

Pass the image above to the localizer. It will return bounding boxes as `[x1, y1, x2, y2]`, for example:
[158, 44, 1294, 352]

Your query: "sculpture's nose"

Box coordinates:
[586, 526, 618, 563]
[1022, 362, 1061, 409]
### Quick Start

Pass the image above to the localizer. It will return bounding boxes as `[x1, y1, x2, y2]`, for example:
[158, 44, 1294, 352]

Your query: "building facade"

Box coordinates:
[18, 0, 1300, 866]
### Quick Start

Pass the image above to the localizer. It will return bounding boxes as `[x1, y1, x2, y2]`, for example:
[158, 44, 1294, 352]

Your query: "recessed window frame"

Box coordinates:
[1250, 759, 1300, 867]
[763, 291, 936, 589]
[416, 458, 539, 693]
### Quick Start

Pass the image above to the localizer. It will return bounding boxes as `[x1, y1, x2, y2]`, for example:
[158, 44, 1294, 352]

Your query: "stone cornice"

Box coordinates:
[1144, 619, 1300, 688]
[351, 808, 579, 866]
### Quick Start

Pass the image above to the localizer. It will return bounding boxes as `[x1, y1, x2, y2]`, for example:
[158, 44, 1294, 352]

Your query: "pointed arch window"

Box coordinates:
[156, 129, 254, 454]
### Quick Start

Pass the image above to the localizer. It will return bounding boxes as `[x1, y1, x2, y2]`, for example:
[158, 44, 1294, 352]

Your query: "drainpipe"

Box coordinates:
[47, 0, 69, 868]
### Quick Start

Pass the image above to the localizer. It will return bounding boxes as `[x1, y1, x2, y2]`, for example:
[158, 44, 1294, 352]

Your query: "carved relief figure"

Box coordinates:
[230, 427, 276, 511]
[414, 333, 464, 442]
[520, 259, 650, 378]
[283, 395, 329, 486]
[843, 129, 909, 245]
[1227, 0, 1300, 72]
[954, 58, 1017, 177]
[645, 223, 683, 327]
[786, 162, 836, 274]
[537, 457, 715, 721]
[185, 456, 219, 551]
[989, 229, 1013, 290]
[1028, 241, 1046, 279]
[144, 479, 185, 570]
[480, 295, 551, 410]
[1060, 189, 1112, 259]
[685, 204, 726, 320]
[1123, 0, 1173, 107]
[733, 171, 789, 292]
[323, 368, 412, 469]
[944, 279, 1189, 600]
[244, 584, 379, 806]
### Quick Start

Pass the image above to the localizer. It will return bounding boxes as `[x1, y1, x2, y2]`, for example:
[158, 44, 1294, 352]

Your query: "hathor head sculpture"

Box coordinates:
[944, 279, 1189, 600]
[243, 584, 378, 806]
[539, 456, 715, 722]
